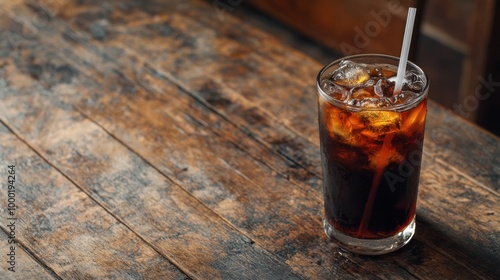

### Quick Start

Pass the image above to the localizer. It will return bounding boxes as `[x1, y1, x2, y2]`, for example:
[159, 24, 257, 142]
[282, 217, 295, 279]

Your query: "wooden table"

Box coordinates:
[0, 0, 498, 279]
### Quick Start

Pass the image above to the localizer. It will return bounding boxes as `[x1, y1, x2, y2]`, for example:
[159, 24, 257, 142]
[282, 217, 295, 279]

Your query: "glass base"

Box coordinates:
[324, 217, 416, 255]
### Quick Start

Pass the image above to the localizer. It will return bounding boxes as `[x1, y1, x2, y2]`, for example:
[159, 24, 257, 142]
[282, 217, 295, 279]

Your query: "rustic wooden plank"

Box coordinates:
[0, 226, 57, 279]
[0, 73, 304, 279]
[57, 0, 320, 143]
[0, 28, 306, 280]
[0, 124, 188, 279]
[424, 104, 500, 192]
[0, 71, 305, 280]
[415, 157, 500, 278]
[4, 2, 500, 280]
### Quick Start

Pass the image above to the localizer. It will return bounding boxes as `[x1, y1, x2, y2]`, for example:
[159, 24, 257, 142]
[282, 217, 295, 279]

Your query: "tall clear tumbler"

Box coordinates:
[316, 54, 429, 255]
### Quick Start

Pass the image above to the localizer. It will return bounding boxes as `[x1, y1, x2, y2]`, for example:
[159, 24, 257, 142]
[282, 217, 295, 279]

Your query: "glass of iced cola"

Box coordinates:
[317, 54, 429, 255]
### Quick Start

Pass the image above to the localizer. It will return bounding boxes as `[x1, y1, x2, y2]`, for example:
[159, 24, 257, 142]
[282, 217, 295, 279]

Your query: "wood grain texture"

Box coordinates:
[0, 124, 188, 279]
[0, 12, 305, 280]
[0, 0, 498, 279]
[424, 104, 500, 192]
[0, 59, 303, 280]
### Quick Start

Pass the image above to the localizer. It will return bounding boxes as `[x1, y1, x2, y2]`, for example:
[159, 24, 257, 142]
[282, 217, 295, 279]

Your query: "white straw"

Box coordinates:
[394, 7, 417, 94]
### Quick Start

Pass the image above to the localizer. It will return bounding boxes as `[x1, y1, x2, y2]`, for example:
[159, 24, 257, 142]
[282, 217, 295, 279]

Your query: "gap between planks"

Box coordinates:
[0, 119, 197, 280]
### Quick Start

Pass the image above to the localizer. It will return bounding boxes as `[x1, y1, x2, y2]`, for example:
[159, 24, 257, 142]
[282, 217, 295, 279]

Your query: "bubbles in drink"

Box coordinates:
[400, 100, 427, 132]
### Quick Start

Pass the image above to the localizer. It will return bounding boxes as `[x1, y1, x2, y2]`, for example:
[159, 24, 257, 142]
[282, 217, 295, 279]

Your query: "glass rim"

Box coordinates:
[316, 54, 429, 112]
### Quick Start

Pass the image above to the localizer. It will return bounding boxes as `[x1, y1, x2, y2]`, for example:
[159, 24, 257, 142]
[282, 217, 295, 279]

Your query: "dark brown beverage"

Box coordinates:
[317, 55, 428, 254]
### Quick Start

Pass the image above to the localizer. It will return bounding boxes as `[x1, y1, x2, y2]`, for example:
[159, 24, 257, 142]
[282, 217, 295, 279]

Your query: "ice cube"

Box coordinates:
[332, 60, 370, 87]
[342, 113, 365, 143]
[381, 66, 397, 78]
[323, 104, 364, 144]
[401, 101, 427, 132]
[363, 78, 376, 87]
[321, 79, 350, 101]
[372, 65, 398, 78]
[351, 88, 374, 99]
[404, 70, 425, 91]
[359, 110, 401, 134]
